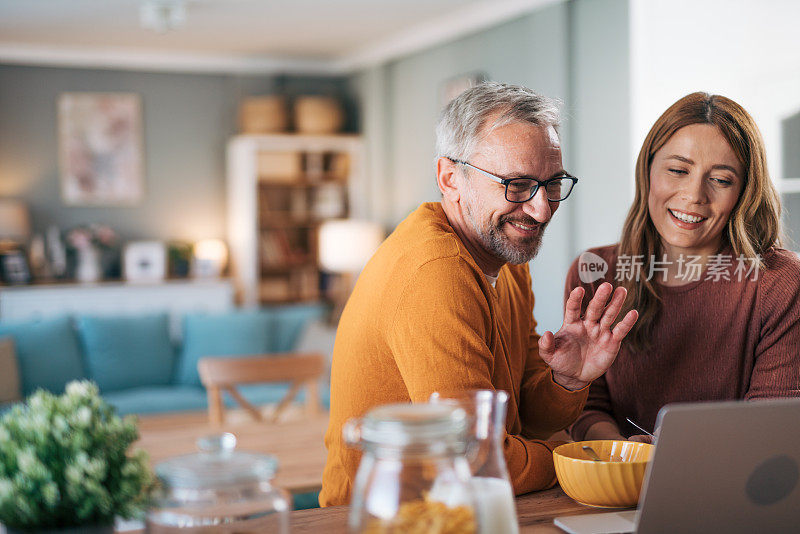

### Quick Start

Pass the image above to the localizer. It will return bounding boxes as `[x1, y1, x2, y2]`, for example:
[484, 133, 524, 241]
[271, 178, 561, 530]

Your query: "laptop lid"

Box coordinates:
[635, 397, 800, 534]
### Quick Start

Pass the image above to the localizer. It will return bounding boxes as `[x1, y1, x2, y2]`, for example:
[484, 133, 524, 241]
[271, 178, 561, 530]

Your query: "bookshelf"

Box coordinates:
[226, 134, 365, 306]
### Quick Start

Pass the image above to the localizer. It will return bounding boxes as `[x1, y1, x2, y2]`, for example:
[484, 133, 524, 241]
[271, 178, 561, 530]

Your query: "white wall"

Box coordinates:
[630, 0, 800, 190]
[569, 0, 631, 255]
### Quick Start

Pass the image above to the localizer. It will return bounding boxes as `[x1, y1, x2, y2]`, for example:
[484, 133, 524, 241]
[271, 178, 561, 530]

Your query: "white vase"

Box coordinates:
[76, 246, 101, 283]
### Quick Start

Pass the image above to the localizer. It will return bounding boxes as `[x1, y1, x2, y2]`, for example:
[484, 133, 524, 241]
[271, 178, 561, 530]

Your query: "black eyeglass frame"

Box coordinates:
[447, 157, 578, 203]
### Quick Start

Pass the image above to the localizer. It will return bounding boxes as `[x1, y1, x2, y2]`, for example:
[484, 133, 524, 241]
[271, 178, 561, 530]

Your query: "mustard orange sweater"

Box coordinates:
[320, 203, 588, 507]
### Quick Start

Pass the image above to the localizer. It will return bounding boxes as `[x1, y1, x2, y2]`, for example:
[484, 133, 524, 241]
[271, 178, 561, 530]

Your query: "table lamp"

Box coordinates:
[193, 238, 228, 278]
[318, 219, 384, 321]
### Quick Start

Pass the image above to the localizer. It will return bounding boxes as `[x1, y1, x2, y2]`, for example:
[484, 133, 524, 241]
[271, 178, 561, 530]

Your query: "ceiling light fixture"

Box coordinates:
[140, 0, 186, 33]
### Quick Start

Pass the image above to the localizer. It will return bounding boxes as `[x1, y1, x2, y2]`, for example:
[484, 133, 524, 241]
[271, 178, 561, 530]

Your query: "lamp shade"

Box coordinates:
[0, 199, 31, 241]
[193, 238, 228, 278]
[318, 220, 384, 273]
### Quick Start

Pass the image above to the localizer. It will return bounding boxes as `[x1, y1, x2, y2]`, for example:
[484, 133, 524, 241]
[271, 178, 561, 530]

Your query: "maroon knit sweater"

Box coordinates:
[567, 244, 800, 440]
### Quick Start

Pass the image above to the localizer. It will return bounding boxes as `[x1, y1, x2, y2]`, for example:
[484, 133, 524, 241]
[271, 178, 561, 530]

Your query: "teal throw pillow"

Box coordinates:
[177, 310, 274, 386]
[0, 316, 85, 396]
[77, 314, 175, 392]
[271, 304, 326, 353]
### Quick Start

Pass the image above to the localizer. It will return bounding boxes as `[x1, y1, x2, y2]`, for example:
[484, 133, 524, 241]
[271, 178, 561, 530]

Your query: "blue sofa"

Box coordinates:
[0, 304, 328, 416]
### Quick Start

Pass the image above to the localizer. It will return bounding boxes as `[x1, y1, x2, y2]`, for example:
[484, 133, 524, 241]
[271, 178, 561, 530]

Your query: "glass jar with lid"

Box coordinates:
[344, 402, 478, 533]
[146, 433, 290, 533]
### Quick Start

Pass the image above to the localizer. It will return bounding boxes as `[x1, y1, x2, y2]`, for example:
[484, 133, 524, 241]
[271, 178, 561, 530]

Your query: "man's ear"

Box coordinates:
[436, 157, 461, 202]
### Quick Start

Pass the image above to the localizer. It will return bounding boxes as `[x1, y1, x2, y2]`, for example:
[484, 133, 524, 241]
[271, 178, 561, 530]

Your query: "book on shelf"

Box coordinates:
[328, 152, 350, 182]
[260, 188, 314, 222]
[260, 229, 309, 267]
[260, 232, 290, 267]
[260, 188, 292, 215]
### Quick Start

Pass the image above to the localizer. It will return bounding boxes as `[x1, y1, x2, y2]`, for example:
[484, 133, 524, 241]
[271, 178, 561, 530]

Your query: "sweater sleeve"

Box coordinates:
[748, 251, 800, 399]
[514, 358, 589, 491]
[563, 253, 619, 441]
[387, 256, 578, 495]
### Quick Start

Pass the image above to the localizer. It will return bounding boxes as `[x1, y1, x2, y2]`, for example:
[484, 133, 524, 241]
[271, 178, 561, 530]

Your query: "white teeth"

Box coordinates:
[669, 209, 704, 224]
[510, 221, 534, 230]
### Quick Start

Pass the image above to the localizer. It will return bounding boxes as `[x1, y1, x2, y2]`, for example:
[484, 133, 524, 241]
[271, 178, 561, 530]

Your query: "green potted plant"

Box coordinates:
[0, 381, 155, 533]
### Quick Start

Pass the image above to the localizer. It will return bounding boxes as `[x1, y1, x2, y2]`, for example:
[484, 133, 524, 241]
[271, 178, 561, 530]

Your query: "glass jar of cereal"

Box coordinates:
[343, 402, 477, 533]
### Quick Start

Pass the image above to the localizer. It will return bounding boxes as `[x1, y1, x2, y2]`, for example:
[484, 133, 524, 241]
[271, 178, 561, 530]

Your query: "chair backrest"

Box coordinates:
[198, 352, 325, 427]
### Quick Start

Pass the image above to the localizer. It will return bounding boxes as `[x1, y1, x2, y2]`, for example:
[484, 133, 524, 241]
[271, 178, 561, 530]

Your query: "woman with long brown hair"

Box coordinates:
[566, 92, 800, 442]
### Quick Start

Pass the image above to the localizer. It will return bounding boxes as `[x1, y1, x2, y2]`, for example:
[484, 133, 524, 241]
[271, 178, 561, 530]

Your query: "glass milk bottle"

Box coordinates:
[343, 402, 478, 533]
[432, 389, 519, 534]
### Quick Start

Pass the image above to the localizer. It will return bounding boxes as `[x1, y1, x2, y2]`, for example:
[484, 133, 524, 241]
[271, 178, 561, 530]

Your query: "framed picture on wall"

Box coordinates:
[58, 92, 144, 206]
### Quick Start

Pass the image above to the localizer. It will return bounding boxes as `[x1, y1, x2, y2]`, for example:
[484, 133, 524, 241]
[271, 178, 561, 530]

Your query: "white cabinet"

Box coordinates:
[226, 134, 366, 307]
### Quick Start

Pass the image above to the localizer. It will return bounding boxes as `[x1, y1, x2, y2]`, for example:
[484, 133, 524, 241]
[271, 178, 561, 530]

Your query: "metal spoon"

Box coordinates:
[582, 445, 603, 462]
[626, 417, 655, 438]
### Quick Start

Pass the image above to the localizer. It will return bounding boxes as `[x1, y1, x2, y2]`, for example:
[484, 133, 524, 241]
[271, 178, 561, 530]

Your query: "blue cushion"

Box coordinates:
[77, 314, 175, 392]
[0, 316, 85, 396]
[270, 304, 326, 353]
[177, 305, 326, 387]
[178, 310, 274, 386]
[102, 385, 208, 416]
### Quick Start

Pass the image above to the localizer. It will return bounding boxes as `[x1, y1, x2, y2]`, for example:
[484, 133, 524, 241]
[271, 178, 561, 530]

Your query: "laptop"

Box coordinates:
[554, 397, 800, 534]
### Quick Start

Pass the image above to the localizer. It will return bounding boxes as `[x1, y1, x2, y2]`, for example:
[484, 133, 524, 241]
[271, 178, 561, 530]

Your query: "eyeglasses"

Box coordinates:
[447, 157, 578, 203]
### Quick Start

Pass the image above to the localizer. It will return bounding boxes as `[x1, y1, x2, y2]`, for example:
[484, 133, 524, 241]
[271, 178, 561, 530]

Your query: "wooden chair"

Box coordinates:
[198, 352, 325, 427]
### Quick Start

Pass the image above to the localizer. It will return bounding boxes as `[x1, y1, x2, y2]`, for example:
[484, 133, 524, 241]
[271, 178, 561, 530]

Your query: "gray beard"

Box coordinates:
[485, 219, 545, 264]
[464, 198, 546, 265]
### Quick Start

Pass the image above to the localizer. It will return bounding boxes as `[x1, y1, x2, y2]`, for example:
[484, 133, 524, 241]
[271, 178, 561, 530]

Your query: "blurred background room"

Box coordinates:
[0, 0, 798, 389]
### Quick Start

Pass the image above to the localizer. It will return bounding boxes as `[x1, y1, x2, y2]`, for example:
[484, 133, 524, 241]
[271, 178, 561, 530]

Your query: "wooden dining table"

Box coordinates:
[134, 409, 329, 494]
[131, 411, 603, 533]
[119, 484, 599, 533]
[288, 485, 601, 533]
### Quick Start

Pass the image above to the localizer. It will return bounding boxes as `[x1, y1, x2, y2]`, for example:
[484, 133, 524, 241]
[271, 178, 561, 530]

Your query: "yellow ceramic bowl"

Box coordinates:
[553, 440, 654, 508]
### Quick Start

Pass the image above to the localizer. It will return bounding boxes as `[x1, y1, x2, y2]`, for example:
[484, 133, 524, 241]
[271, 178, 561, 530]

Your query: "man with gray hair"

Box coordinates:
[320, 82, 638, 506]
